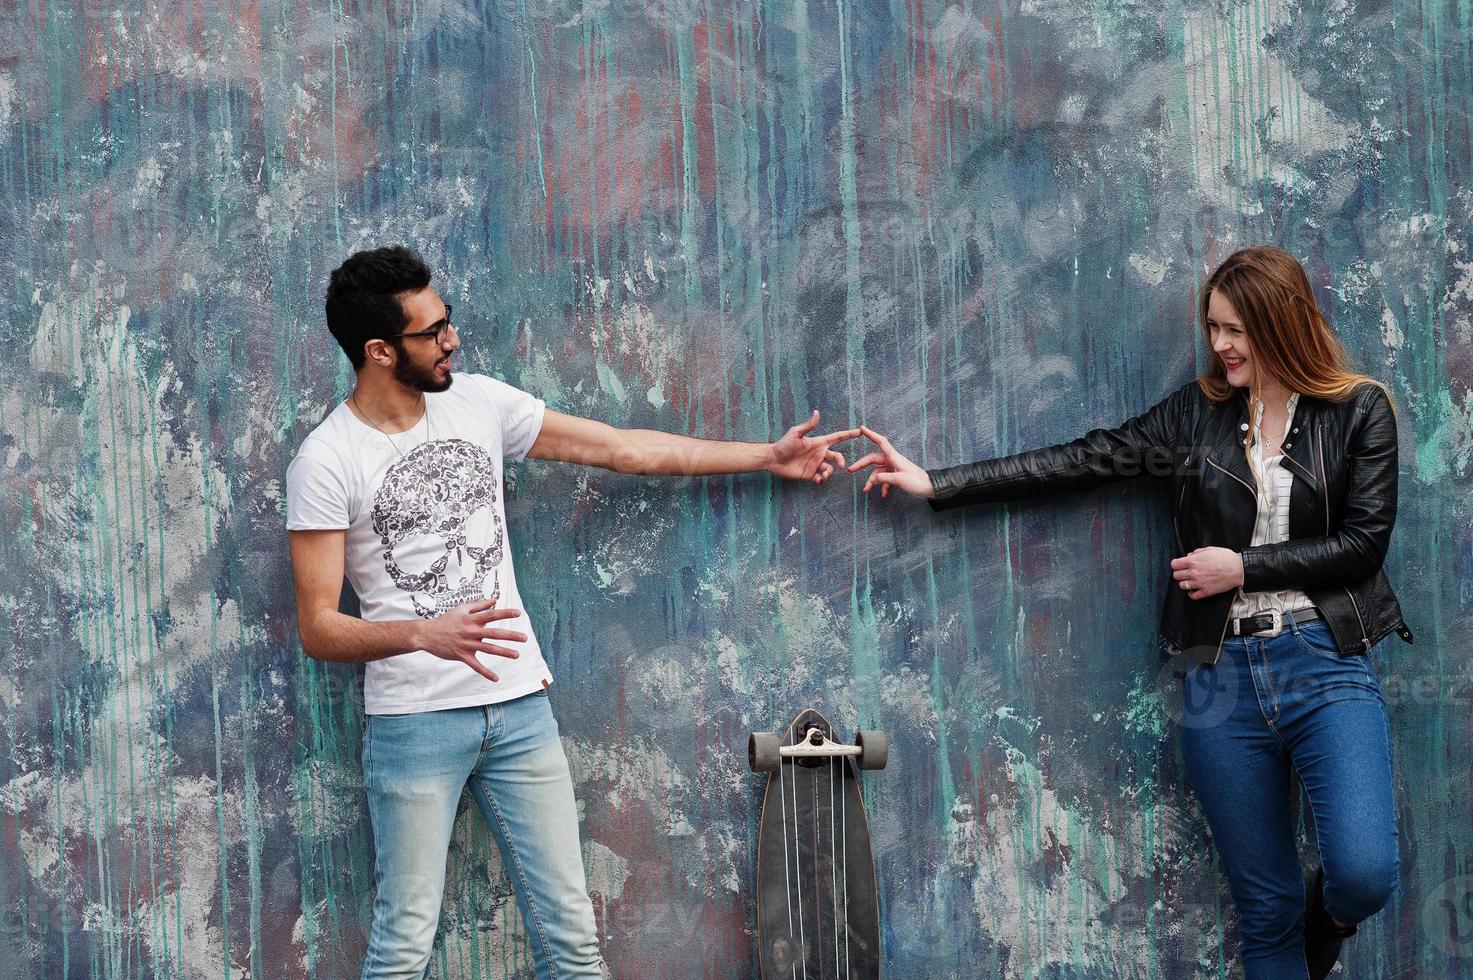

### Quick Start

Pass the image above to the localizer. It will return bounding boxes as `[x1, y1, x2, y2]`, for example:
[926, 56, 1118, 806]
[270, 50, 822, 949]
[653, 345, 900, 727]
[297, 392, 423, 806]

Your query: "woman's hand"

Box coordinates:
[1170, 547, 1245, 600]
[846, 427, 935, 498]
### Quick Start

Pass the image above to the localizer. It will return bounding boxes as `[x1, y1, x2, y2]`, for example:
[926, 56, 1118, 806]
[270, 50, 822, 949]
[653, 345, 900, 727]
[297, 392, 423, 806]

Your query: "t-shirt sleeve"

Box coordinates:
[479, 375, 546, 462]
[285, 448, 351, 530]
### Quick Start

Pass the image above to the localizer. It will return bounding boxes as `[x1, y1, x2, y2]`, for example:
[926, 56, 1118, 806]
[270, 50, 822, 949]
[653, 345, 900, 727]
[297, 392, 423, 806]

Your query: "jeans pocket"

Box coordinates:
[1295, 620, 1352, 660]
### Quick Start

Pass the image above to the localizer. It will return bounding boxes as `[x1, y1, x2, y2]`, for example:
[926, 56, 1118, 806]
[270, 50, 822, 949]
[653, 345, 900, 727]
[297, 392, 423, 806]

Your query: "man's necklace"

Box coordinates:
[351, 391, 431, 457]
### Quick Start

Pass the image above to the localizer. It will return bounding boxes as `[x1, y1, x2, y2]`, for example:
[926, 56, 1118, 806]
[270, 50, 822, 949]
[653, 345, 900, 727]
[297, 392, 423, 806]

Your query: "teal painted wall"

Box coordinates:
[1, 0, 1470, 976]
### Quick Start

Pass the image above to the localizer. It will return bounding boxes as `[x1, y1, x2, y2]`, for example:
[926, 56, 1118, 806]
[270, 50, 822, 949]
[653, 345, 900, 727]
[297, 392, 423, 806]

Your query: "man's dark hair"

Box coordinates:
[324, 245, 432, 371]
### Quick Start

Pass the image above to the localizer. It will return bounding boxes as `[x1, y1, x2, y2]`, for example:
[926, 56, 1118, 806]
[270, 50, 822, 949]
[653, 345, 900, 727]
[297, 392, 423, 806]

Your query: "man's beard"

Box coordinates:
[391, 342, 453, 393]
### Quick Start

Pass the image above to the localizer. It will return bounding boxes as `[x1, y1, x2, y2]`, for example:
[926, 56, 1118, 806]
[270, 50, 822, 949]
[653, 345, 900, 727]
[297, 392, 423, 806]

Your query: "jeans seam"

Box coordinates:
[1300, 767, 1343, 929]
[474, 704, 494, 770]
[360, 719, 384, 978]
[473, 778, 561, 978]
[363, 718, 373, 793]
[1254, 643, 1284, 733]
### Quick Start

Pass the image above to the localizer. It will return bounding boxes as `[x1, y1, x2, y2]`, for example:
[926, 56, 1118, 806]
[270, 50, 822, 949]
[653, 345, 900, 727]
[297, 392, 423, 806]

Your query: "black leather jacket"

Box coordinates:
[925, 379, 1415, 664]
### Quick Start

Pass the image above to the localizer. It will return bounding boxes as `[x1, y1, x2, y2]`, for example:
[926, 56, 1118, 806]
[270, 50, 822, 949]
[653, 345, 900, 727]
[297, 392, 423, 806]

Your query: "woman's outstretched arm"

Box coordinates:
[851, 381, 1196, 507]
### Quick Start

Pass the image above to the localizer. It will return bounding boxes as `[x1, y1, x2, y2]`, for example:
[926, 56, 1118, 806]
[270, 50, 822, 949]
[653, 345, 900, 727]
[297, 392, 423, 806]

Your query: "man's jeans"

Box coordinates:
[1180, 614, 1399, 979]
[360, 690, 607, 979]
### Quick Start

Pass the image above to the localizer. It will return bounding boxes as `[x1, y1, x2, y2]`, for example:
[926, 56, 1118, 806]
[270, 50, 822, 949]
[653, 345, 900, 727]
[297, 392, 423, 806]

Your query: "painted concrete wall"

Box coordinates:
[2, 0, 1471, 976]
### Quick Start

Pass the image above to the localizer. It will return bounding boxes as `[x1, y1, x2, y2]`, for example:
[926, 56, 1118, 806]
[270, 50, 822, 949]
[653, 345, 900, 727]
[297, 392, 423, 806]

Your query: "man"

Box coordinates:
[285, 245, 855, 979]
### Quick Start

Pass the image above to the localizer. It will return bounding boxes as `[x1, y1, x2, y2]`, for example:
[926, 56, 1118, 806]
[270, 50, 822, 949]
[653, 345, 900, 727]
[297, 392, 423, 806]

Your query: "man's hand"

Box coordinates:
[1170, 547, 1244, 600]
[766, 410, 860, 484]
[416, 599, 528, 682]
[846, 426, 936, 498]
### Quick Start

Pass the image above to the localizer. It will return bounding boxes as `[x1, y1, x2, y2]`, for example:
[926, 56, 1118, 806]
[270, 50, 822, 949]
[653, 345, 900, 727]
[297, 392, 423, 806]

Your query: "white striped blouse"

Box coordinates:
[1227, 390, 1315, 622]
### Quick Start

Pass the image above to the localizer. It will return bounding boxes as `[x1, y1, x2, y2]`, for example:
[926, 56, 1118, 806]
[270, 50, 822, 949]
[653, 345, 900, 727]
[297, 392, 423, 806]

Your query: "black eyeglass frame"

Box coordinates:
[386, 304, 454, 344]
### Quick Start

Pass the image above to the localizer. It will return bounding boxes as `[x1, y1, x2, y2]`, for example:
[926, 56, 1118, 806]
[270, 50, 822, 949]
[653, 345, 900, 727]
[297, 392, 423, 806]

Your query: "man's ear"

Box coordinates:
[362, 338, 392, 368]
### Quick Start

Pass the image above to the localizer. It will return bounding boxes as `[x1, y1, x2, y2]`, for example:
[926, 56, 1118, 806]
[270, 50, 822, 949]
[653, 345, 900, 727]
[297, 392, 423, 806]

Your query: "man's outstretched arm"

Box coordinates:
[526, 408, 858, 484]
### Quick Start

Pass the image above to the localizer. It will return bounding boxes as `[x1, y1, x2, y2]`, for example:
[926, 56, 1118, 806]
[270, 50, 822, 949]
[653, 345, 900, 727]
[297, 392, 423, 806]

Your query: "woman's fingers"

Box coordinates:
[847, 451, 885, 473]
[867, 471, 904, 497]
[859, 425, 891, 449]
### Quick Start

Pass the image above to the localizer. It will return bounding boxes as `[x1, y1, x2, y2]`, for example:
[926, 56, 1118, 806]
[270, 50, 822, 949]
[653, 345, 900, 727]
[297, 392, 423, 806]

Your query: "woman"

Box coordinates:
[851, 245, 1414, 979]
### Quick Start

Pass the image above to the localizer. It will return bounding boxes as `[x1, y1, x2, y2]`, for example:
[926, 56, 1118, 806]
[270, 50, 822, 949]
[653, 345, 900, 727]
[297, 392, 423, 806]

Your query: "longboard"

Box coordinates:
[749, 709, 888, 979]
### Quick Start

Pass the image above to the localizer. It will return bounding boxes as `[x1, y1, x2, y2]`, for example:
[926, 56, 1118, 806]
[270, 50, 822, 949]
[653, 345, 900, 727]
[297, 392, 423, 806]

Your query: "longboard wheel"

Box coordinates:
[749, 732, 781, 772]
[855, 730, 888, 770]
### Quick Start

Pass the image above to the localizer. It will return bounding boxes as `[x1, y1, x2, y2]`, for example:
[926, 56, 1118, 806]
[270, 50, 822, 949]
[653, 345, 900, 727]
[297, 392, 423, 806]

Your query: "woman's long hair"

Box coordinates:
[1196, 246, 1397, 468]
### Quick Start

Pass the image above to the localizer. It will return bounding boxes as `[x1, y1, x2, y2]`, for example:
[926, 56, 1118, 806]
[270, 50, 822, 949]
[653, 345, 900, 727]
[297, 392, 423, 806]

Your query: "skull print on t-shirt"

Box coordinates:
[371, 438, 506, 620]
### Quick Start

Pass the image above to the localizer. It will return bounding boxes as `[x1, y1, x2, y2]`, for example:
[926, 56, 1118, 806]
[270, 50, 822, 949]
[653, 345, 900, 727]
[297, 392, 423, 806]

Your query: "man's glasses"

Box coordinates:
[387, 304, 454, 345]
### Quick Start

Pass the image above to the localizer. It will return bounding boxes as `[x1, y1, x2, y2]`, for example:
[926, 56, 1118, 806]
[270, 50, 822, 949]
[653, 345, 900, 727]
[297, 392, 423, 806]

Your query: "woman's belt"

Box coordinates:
[1229, 605, 1321, 638]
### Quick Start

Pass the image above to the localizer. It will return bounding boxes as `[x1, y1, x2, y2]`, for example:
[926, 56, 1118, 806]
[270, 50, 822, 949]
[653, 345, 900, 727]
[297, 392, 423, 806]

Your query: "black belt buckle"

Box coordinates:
[1233, 608, 1283, 637]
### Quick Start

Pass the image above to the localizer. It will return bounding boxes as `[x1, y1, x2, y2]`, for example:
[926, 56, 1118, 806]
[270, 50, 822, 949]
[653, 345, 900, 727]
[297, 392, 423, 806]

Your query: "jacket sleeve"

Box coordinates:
[1239, 383, 1398, 590]
[926, 382, 1192, 511]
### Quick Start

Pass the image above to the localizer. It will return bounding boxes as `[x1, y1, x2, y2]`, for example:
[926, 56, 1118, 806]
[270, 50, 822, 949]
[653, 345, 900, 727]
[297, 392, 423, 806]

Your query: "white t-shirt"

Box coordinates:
[285, 372, 550, 715]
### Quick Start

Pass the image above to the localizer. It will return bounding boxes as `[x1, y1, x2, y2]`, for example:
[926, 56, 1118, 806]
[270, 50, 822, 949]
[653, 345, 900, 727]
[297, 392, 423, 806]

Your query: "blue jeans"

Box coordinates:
[360, 691, 607, 979]
[1180, 614, 1399, 979]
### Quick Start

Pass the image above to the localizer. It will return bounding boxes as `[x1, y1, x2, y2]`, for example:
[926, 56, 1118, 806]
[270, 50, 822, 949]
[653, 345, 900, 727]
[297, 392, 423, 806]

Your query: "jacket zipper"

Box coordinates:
[1206, 454, 1253, 664]
[1318, 424, 1329, 531]
[1207, 456, 1256, 497]
[1173, 483, 1186, 553]
[1319, 426, 1370, 651]
[1212, 606, 1230, 665]
[1344, 586, 1370, 650]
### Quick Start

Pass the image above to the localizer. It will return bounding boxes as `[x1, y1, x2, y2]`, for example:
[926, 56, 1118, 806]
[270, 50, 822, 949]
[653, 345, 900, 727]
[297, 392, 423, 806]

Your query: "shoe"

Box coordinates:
[1304, 866, 1357, 979]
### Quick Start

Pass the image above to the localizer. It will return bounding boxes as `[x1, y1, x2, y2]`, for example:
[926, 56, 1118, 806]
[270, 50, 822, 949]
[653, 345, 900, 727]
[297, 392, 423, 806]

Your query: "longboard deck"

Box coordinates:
[755, 708, 880, 979]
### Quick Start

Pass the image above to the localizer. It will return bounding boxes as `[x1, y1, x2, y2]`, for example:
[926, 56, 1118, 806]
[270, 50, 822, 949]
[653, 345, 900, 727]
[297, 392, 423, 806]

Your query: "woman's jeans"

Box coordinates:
[1180, 614, 1399, 979]
[360, 690, 607, 979]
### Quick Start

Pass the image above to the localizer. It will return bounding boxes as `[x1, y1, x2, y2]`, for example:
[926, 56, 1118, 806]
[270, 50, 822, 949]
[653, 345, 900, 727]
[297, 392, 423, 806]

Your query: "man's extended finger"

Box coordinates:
[478, 644, 521, 660]
[847, 452, 885, 472]
[819, 428, 862, 447]
[792, 409, 821, 435]
[483, 630, 528, 643]
[461, 653, 500, 682]
[476, 607, 524, 622]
